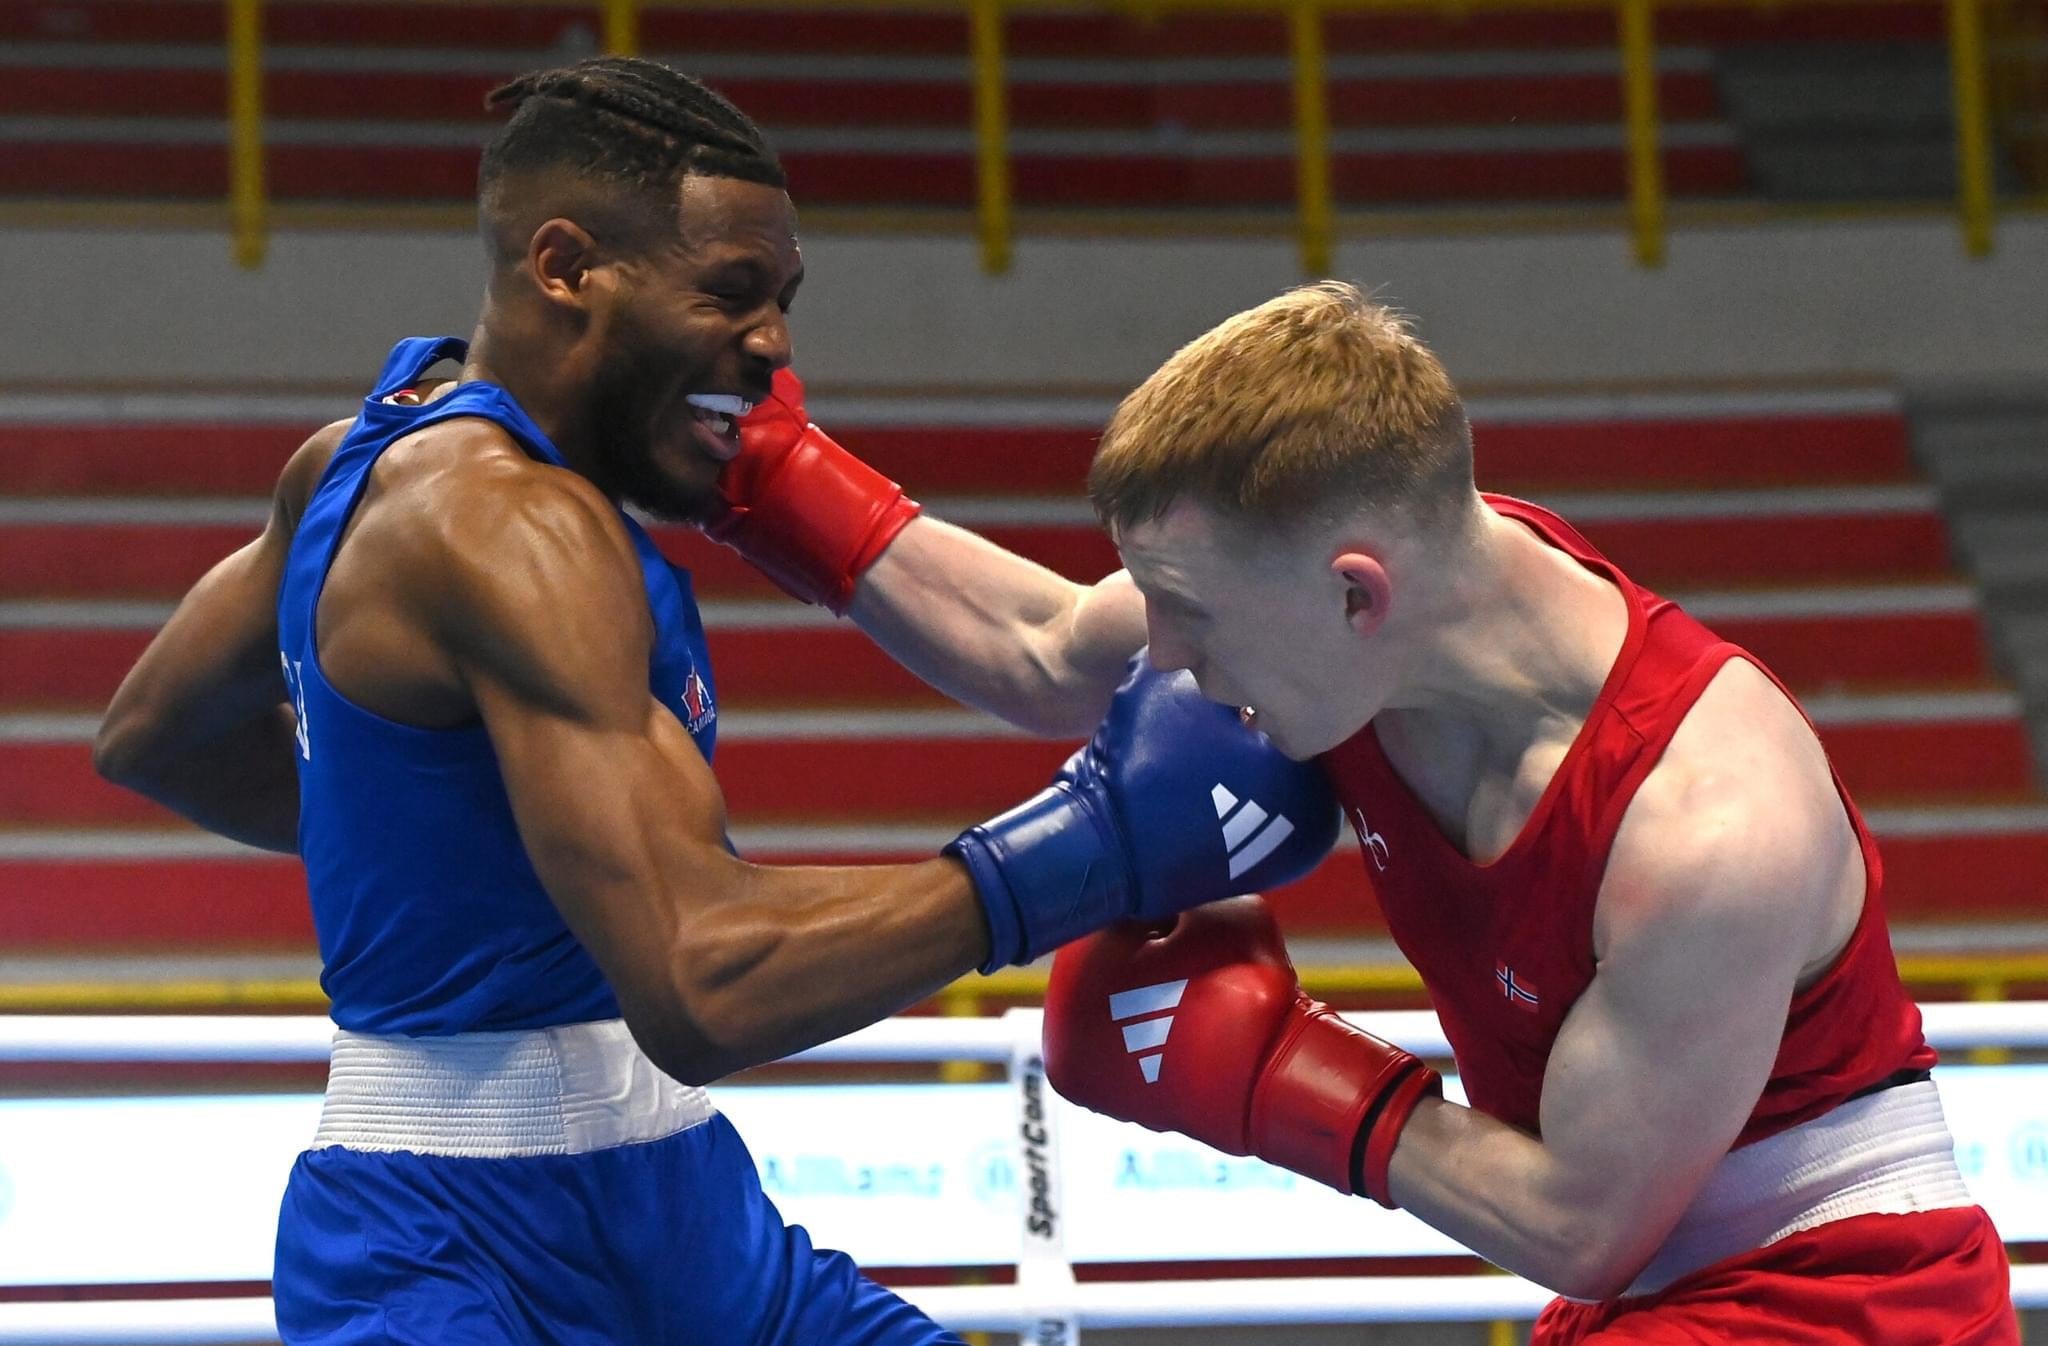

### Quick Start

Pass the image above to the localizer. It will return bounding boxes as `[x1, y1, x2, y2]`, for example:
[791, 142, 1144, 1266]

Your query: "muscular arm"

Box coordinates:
[1383, 664, 1858, 1298]
[716, 382, 1146, 735]
[429, 457, 990, 1084]
[847, 517, 1146, 736]
[93, 423, 346, 852]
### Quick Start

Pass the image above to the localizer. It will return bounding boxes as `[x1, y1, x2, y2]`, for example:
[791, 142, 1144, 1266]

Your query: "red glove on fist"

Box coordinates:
[705, 369, 922, 614]
[1043, 897, 1440, 1207]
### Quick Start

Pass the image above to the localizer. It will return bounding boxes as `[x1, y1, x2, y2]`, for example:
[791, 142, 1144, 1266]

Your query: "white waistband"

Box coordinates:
[313, 1018, 715, 1158]
[1623, 1079, 1972, 1298]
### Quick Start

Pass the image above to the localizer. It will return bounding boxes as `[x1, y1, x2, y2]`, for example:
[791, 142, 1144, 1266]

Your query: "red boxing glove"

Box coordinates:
[704, 369, 921, 615]
[1044, 897, 1440, 1207]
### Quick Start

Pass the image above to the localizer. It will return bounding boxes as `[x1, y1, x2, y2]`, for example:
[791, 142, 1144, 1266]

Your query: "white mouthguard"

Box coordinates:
[685, 394, 754, 417]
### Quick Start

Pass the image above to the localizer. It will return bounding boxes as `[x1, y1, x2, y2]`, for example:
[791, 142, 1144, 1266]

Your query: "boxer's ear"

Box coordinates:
[528, 217, 603, 312]
[1332, 551, 1391, 638]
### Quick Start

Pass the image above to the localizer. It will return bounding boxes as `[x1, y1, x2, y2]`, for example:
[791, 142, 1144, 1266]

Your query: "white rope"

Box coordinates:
[0, 1012, 1028, 1064]
[3, 1266, 2045, 1342]
[907, 1273, 1558, 1328]
[0, 1016, 336, 1063]
[0, 1000, 2042, 1063]
[896, 1265, 2048, 1328]
[0, 1298, 278, 1345]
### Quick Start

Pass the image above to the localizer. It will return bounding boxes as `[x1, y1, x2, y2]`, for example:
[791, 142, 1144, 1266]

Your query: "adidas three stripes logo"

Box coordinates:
[1211, 783, 1296, 880]
[1107, 977, 1189, 1084]
[1100, 786, 1297, 1085]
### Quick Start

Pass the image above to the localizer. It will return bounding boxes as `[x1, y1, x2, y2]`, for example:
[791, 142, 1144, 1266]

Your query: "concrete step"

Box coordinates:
[0, 57, 1729, 132]
[1717, 45, 1953, 133]
[0, 488, 1964, 602]
[12, 694, 2034, 828]
[0, 1, 1951, 59]
[0, 132, 1753, 210]
[1951, 514, 2048, 593]
[0, 587, 2002, 711]
[0, 394, 1919, 497]
[1910, 424, 2048, 510]
[1907, 384, 2048, 789]
[4, 801, 2039, 951]
[1717, 41, 2025, 200]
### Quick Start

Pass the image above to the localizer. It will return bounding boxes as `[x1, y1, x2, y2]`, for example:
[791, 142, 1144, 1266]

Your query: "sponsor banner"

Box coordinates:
[1, 1067, 2042, 1286]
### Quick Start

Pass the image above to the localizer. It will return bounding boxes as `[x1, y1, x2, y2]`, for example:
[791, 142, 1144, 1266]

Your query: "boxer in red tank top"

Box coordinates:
[1031, 285, 2017, 1342]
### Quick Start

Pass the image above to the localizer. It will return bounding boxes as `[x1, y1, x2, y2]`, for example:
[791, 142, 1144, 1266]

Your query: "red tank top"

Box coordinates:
[1318, 496, 1935, 1147]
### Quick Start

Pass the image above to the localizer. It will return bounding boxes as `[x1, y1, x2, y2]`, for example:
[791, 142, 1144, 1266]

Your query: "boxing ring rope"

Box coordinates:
[1, 1003, 2044, 1343]
[6, 1273, 2048, 1344]
[5, 1000, 2048, 1063]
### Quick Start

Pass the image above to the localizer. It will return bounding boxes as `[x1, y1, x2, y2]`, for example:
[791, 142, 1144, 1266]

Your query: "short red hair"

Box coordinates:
[1089, 282, 1474, 534]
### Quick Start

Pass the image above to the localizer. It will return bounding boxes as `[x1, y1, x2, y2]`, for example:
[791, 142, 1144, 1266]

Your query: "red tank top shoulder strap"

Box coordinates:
[1483, 494, 1750, 870]
[1483, 492, 1608, 562]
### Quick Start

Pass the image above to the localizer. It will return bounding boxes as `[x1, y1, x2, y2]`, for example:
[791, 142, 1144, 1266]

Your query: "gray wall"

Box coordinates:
[3, 214, 2044, 391]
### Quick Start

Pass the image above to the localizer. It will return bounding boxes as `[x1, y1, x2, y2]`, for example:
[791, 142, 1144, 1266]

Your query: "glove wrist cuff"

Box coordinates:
[947, 785, 1125, 973]
[712, 425, 921, 613]
[1252, 1005, 1442, 1200]
[1355, 1061, 1442, 1209]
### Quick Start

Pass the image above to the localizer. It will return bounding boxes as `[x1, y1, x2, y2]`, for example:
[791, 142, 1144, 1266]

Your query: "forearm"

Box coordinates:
[848, 517, 1142, 736]
[1386, 1098, 1664, 1299]
[95, 703, 302, 853]
[663, 856, 988, 1081]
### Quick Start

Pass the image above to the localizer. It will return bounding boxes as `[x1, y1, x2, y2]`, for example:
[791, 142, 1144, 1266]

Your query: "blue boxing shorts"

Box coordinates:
[274, 1020, 960, 1346]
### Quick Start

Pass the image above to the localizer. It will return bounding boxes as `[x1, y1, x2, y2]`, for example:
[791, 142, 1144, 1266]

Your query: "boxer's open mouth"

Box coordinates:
[684, 393, 755, 461]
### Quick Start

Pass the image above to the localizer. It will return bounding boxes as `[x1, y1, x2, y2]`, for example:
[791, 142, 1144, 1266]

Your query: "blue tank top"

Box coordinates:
[277, 336, 722, 1035]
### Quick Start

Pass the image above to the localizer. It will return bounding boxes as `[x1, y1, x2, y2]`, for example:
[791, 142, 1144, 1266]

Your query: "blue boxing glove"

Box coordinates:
[949, 655, 1340, 972]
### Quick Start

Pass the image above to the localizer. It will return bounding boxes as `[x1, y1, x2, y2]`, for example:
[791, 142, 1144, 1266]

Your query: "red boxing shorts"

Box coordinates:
[1532, 1206, 2017, 1345]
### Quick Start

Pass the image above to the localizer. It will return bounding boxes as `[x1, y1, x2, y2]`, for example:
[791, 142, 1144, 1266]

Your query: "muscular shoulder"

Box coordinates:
[362, 418, 652, 676]
[1596, 659, 1853, 961]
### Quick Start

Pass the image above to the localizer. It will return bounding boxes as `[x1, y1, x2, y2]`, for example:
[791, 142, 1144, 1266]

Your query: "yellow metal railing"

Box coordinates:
[1950, 0, 2001, 254]
[1288, 0, 1336, 275]
[226, 0, 267, 268]
[225, 0, 2009, 274]
[8, 951, 2048, 1014]
[969, 0, 1016, 273]
[603, 0, 641, 56]
[1618, 0, 1666, 265]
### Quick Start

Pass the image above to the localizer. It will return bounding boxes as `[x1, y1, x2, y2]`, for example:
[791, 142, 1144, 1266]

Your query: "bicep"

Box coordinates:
[1537, 799, 1825, 1233]
[479, 674, 739, 999]
[440, 484, 745, 1035]
[852, 515, 1145, 733]
[1538, 922, 1795, 1211]
[1059, 569, 1148, 688]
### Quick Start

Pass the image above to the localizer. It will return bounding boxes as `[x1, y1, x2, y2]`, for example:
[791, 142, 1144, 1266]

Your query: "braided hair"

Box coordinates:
[479, 57, 784, 243]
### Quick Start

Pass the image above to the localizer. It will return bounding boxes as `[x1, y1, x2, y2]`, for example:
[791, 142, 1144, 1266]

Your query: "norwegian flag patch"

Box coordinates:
[1495, 963, 1540, 1011]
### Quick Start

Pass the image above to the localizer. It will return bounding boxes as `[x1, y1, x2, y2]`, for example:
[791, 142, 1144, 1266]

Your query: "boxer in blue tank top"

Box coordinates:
[94, 57, 1340, 1345]
[269, 336, 951, 1345]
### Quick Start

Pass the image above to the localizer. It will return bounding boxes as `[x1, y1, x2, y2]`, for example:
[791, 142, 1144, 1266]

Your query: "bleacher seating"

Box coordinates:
[0, 0, 1966, 212]
[2, 387, 2043, 966]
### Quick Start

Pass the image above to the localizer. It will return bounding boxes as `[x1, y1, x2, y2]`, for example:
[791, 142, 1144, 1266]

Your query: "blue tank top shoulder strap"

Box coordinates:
[284, 336, 717, 760]
[274, 336, 723, 1035]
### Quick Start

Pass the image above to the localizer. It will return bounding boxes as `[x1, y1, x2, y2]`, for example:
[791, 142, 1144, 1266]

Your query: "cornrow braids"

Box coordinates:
[479, 57, 785, 234]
